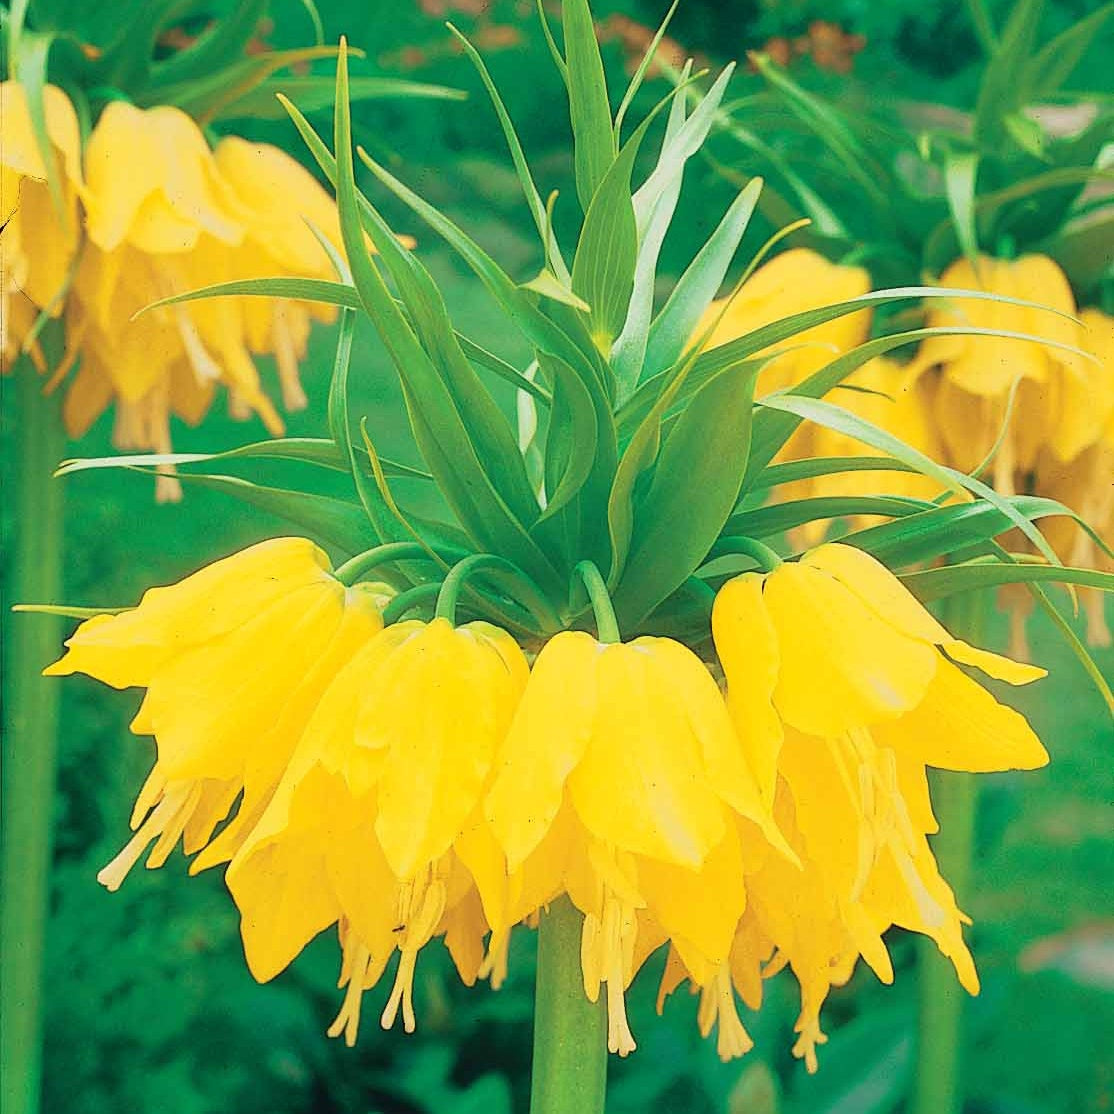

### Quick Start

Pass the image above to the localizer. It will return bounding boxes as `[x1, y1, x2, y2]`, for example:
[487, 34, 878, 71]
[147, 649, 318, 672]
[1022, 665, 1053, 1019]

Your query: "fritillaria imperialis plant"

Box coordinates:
[37, 3, 1114, 1113]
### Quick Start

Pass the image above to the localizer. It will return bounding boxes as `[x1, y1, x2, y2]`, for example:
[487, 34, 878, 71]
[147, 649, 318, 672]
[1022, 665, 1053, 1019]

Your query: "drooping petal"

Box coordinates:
[485, 631, 600, 871]
[711, 572, 784, 805]
[872, 658, 1049, 772]
[763, 562, 938, 736]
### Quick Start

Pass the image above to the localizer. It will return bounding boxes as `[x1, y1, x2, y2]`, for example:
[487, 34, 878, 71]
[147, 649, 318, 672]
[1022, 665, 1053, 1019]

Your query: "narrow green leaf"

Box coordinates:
[13, 31, 62, 214]
[1024, 2, 1114, 98]
[172, 472, 374, 556]
[944, 150, 981, 269]
[974, 0, 1044, 144]
[522, 269, 592, 311]
[748, 455, 923, 491]
[613, 0, 681, 137]
[744, 321, 1089, 487]
[536, 352, 599, 524]
[147, 0, 267, 85]
[641, 177, 763, 377]
[218, 74, 464, 120]
[613, 358, 759, 625]
[837, 496, 1079, 568]
[331, 44, 563, 592]
[449, 22, 571, 283]
[902, 561, 1114, 601]
[631, 65, 735, 234]
[758, 394, 1064, 566]
[726, 495, 931, 540]
[329, 308, 410, 544]
[562, 0, 617, 212]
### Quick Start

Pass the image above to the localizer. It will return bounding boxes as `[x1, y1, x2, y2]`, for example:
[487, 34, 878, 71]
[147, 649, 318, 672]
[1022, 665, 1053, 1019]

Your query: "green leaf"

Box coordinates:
[750, 455, 923, 492]
[330, 49, 563, 593]
[535, 352, 599, 525]
[726, 495, 931, 540]
[902, 561, 1114, 602]
[571, 114, 646, 354]
[944, 150, 981, 268]
[613, 358, 758, 626]
[168, 473, 375, 556]
[610, 70, 693, 389]
[641, 177, 763, 377]
[146, 0, 268, 86]
[1023, 2, 1114, 98]
[345, 154, 541, 532]
[613, 0, 681, 137]
[141, 275, 550, 404]
[837, 495, 1086, 568]
[743, 321, 1087, 486]
[350, 143, 602, 384]
[562, 0, 617, 212]
[449, 23, 571, 283]
[973, 0, 1044, 145]
[328, 309, 411, 545]
[521, 269, 591, 311]
[757, 393, 1064, 566]
[217, 74, 464, 121]
[631, 65, 735, 235]
[1044, 213, 1114, 294]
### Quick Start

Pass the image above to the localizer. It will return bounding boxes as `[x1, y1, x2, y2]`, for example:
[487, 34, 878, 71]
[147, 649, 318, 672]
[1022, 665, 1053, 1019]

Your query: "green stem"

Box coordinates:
[380, 582, 442, 625]
[912, 773, 978, 1114]
[573, 561, 620, 644]
[529, 896, 608, 1114]
[911, 590, 986, 1114]
[434, 553, 563, 633]
[2, 362, 66, 1114]
[712, 535, 783, 571]
[334, 541, 462, 586]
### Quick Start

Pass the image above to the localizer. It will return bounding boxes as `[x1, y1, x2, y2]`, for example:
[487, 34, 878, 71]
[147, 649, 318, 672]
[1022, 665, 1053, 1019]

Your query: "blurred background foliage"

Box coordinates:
[2, 0, 1112, 1111]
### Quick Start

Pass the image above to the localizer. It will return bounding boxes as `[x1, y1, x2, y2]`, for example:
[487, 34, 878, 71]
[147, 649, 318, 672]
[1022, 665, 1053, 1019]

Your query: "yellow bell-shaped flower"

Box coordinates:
[0, 81, 84, 322]
[911, 254, 1094, 490]
[483, 630, 789, 1056]
[44, 538, 388, 888]
[713, 541, 1049, 747]
[225, 617, 521, 1043]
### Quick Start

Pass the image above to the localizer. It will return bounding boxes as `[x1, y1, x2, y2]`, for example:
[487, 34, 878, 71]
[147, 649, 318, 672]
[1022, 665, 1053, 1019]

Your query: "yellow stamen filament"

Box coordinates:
[380, 872, 447, 1035]
[581, 892, 638, 1056]
[479, 927, 511, 990]
[328, 932, 373, 1048]
[96, 781, 201, 891]
[697, 966, 754, 1062]
[272, 302, 308, 412]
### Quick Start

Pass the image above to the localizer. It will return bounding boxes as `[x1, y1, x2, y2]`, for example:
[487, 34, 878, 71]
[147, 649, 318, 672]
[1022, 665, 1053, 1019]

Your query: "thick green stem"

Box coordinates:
[912, 591, 986, 1114]
[530, 897, 608, 1114]
[912, 773, 977, 1114]
[2, 363, 66, 1114]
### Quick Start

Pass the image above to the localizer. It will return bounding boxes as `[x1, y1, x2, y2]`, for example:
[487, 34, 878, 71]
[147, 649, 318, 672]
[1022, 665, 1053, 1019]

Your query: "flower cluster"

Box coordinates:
[1, 81, 348, 499]
[48, 535, 1048, 1068]
[707, 247, 1114, 639]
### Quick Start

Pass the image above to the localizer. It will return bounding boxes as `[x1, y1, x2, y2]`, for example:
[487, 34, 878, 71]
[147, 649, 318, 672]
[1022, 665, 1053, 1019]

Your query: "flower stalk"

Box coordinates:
[912, 590, 988, 1114]
[530, 896, 608, 1114]
[1, 360, 67, 1114]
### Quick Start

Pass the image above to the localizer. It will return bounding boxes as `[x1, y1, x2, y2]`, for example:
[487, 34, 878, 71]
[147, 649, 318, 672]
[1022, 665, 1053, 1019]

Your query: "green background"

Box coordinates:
[3, 1, 1112, 1111]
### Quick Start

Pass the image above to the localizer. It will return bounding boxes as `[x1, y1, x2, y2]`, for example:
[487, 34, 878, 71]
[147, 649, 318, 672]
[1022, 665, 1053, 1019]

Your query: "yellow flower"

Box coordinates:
[482, 631, 789, 1056]
[44, 538, 389, 888]
[696, 248, 872, 397]
[1029, 307, 1114, 645]
[911, 254, 1095, 491]
[226, 615, 526, 1042]
[0, 81, 83, 326]
[3, 84, 354, 495]
[703, 542, 1049, 1068]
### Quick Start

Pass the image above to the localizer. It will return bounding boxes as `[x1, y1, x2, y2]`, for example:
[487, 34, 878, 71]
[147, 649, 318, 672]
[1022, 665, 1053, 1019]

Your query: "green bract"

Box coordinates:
[65, 0, 1114, 663]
